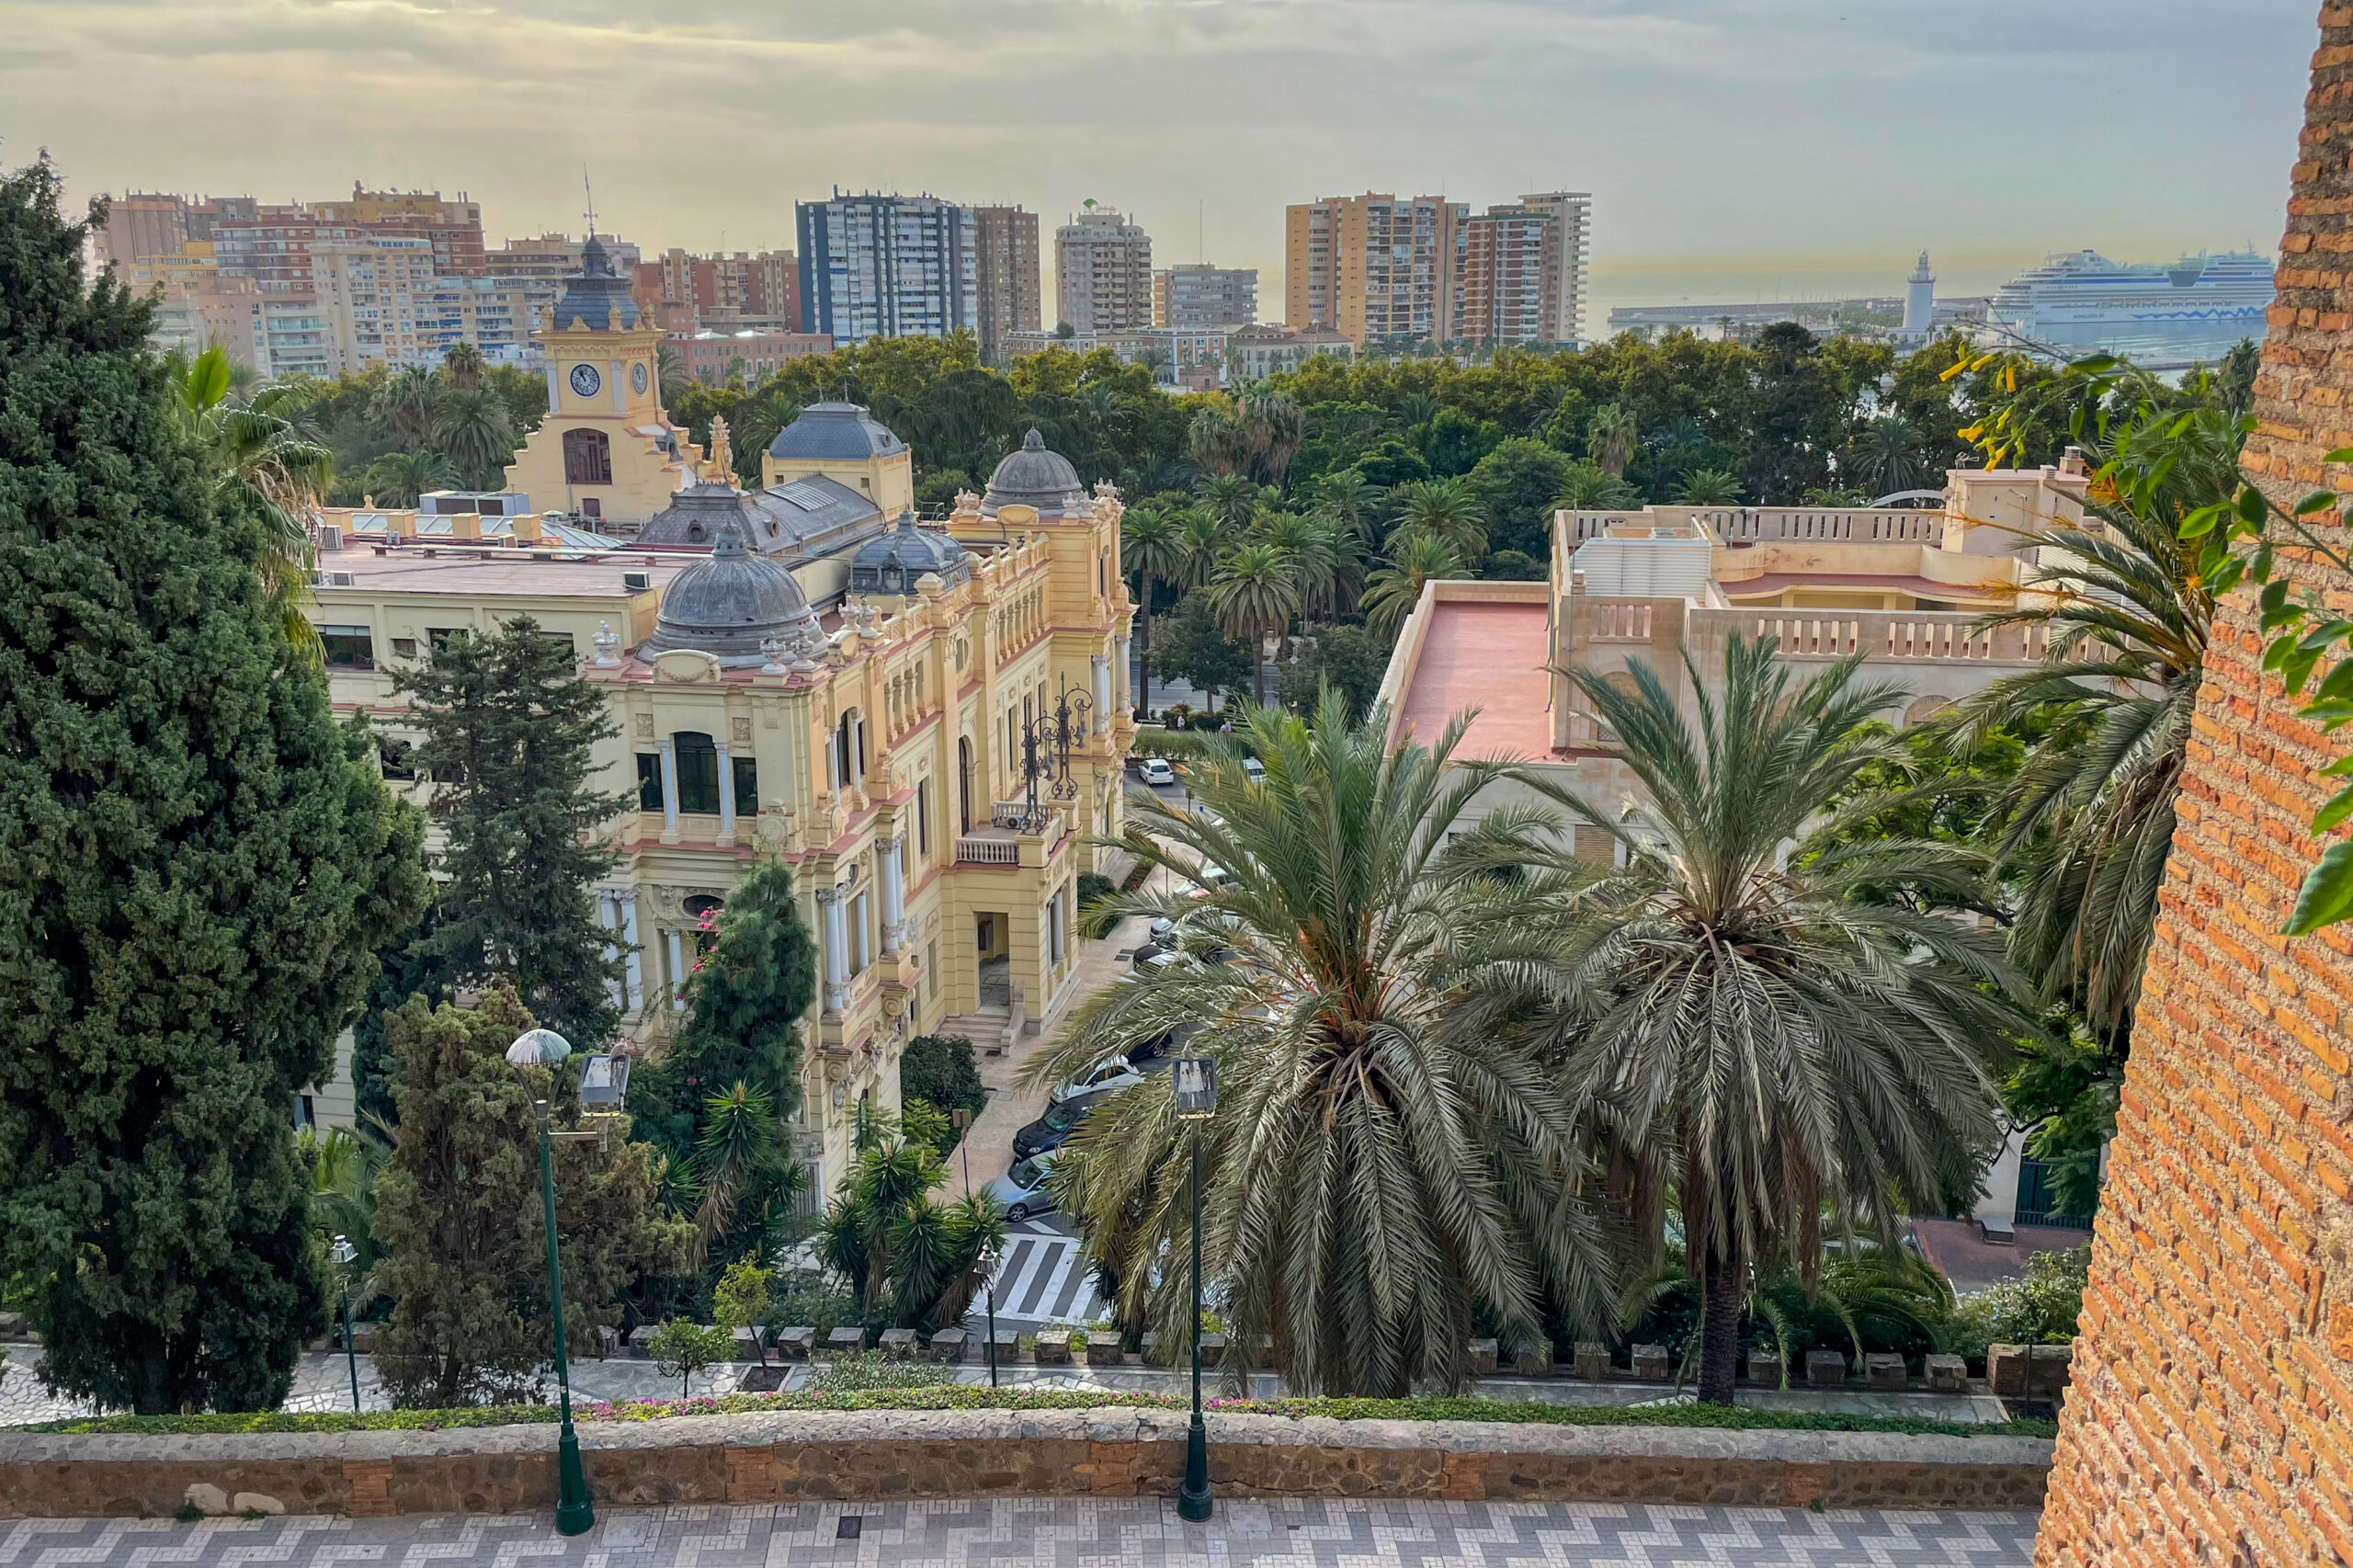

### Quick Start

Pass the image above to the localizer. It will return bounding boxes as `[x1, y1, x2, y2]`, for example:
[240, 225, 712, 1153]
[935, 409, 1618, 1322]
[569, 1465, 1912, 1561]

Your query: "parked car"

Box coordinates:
[1050, 1054, 1144, 1103]
[1013, 1090, 1104, 1160]
[1242, 756, 1266, 783]
[1139, 757, 1176, 787]
[989, 1153, 1059, 1223]
[1127, 1021, 1203, 1064]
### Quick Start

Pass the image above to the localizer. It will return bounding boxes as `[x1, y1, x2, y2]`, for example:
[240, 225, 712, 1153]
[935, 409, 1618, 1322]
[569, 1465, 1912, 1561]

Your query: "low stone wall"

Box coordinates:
[0, 1408, 2052, 1519]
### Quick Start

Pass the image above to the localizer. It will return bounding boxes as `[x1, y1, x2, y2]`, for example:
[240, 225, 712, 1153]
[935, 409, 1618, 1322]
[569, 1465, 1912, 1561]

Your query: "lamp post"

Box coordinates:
[1173, 1055, 1218, 1523]
[980, 1238, 1001, 1389]
[330, 1234, 361, 1413]
[506, 1027, 595, 1538]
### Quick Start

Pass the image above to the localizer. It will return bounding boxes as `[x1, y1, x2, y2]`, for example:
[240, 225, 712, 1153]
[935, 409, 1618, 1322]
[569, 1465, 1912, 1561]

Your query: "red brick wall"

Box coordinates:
[2032, 10, 2353, 1566]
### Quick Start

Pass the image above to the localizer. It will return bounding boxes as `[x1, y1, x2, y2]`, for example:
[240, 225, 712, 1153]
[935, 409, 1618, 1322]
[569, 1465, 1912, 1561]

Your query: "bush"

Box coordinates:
[1076, 873, 1119, 938]
[899, 1036, 985, 1124]
[808, 1349, 963, 1392]
[646, 1319, 735, 1398]
[1949, 1245, 2090, 1362]
[765, 1267, 858, 1342]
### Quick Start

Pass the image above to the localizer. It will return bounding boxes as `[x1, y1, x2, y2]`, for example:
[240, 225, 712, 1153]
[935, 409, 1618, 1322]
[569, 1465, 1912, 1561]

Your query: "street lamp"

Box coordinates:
[979, 1237, 1001, 1389]
[505, 1027, 595, 1538]
[330, 1234, 361, 1413]
[1173, 1055, 1218, 1524]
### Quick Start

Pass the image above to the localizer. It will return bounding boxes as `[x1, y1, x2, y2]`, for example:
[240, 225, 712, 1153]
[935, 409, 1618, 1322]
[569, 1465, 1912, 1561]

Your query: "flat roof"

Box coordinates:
[312, 543, 691, 599]
[1719, 571, 2003, 602]
[1394, 598, 1552, 761]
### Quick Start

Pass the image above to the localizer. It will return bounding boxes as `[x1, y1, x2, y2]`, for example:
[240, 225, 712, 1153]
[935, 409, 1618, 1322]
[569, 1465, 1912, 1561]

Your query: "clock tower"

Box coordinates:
[502, 233, 706, 527]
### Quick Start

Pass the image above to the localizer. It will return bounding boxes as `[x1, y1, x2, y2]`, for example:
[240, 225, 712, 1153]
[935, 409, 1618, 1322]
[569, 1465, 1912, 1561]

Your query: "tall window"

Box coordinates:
[563, 427, 611, 484]
[673, 731, 720, 814]
[834, 710, 864, 789]
[916, 778, 932, 859]
[958, 738, 972, 833]
[733, 755, 758, 813]
[636, 754, 663, 811]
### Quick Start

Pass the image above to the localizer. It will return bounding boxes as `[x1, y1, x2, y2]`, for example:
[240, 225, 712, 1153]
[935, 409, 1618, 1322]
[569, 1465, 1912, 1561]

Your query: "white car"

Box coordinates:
[1139, 757, 1176, 787]
[1050, 1055, 1145, 1103]
[1242, 756, 1266, 783]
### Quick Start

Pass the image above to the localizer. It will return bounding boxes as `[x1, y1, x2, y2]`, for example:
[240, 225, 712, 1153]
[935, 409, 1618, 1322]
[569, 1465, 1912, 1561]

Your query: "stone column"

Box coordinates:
[1115, 633, 1132, 712]
[716, 737, 737, 837]
[620, 897, 643, 1013]
[849, 712, 866, 786]
[818, 887, 850, 1013]
[597, 894, 625, 1013]
[657, 735, 680, 833]
[878, 835, 907, 953]
[1092, 654, 1110, 733]
[665, 927, 688, 1012]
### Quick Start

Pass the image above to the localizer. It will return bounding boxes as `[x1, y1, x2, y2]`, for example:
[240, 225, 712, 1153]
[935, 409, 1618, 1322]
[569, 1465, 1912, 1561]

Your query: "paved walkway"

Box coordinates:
[0, 1500, 2042, 1564]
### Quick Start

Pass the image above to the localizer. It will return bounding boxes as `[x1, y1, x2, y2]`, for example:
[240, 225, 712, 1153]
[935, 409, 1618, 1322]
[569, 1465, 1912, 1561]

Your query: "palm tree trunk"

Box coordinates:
[1696, 1237, 1745, 1406]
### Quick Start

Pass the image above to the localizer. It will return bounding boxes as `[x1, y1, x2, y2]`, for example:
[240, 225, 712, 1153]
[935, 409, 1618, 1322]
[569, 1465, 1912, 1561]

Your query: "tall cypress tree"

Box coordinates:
[0, 159, 429, 1413]
[395, 615, 627, 1049]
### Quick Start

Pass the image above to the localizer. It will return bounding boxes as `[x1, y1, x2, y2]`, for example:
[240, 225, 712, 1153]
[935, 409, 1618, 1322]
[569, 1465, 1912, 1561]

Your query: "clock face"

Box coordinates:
[568, 362, 602, 398]
[631, 361, 649, 395]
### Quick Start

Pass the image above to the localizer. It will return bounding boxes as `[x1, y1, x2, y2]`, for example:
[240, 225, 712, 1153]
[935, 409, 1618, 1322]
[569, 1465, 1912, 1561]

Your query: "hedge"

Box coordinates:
[9, 1387, 2054, 1440]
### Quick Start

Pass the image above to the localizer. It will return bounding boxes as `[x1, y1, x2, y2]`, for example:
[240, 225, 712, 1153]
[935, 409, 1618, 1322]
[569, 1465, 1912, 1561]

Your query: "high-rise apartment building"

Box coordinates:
[486, 232, 642, 283]
[1454, 192, 1587, 347]
[632, 248, 800, 332]
[303, 186, 486, 278]
[1054, 205, 1153, 334]
[1284, 193, 1463, 347]
[96, 192, 257, 272]
[972, 206, 1041, 363]
[1154, 264, 1258, 329]
[796, 190, 977, 346]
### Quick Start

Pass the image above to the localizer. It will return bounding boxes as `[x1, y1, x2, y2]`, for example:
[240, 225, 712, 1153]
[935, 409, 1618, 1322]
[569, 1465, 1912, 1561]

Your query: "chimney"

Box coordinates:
[450, 512, 481, 541]
[514, 513, 544, 546]
[2059, 446, 2088, 477]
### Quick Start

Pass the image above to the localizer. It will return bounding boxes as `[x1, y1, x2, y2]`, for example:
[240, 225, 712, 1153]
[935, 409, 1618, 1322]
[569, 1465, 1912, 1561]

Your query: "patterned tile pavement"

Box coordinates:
[0, 1500, 2041, 1566]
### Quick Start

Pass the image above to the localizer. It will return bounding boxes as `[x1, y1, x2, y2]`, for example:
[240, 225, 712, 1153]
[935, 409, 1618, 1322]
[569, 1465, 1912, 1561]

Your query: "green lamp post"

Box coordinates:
[1173, 1055, 1218, 1523]
[330, 1234, 362, 1412]
[506, 1027, 595, 1537]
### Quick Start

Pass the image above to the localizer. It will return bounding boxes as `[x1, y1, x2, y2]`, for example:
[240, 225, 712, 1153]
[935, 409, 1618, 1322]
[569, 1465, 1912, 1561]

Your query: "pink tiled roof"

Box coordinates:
[1394, 599, 1553, 761]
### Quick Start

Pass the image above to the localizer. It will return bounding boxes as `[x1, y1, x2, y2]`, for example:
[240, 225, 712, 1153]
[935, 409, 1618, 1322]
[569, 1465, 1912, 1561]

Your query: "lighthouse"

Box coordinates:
[1902, 251, 1936, 342]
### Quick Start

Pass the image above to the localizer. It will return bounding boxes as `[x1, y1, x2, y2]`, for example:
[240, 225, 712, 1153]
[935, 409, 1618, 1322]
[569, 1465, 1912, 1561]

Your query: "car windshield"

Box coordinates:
[1042, 1096, 1092, 1131]
[1008, 1156, 1048, 1189]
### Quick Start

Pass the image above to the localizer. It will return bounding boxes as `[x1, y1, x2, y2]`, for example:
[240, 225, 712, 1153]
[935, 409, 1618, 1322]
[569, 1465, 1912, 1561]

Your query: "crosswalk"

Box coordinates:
[976, 1220, 1106, 1328]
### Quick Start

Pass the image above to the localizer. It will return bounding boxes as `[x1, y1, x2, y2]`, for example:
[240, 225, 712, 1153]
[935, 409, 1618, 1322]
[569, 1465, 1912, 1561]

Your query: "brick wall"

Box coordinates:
[2032, 9, 2353, 1566]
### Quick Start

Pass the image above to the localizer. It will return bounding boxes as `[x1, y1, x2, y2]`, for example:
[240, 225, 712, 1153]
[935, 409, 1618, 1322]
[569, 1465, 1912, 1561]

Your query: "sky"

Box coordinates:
[0, 0, 2320, 326]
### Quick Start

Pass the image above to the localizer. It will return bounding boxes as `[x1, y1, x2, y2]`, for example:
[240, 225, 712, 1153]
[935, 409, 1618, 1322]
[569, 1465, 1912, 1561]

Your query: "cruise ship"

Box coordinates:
[1989, 249, 2274, 367]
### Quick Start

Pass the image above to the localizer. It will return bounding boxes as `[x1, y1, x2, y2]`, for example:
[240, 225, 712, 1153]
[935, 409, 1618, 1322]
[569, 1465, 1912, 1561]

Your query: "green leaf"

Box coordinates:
[2284, 841, 2353, 935]
[2310, 659, 2353, 706]
[186, 346, 232, 414]
[2318, 753, 2353, 778]
[2295, 618, 2353, 652]
[2252, 542, 2277, 583]
[2285, 646, 2324, 696]
[2237, 485, 2268, 524]
[2296, 489, 2340, 517]
[2263, 582, 2290, 615]
[2209, 555, 2248, 597]
[2316, 783, 2353, 836]
[2179, 503, 2225, 540]
[2324, 447, 2353, 464]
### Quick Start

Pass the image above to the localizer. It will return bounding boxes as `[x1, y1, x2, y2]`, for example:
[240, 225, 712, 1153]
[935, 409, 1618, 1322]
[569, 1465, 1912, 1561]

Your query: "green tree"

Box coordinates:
[1205, 541, 1302, 705]
[395, 617, 628, 1049]
[1276, 624, 1391, 722]
[364, 448, 460, 507]
[816, 1117, 1005, 1331]
[1843, 415, 1930, 496]
[1467, 438, 1574, 562]
[1026, 691, 1613, 1395]
[649, 1317, 735, 1396]
[1738, 323, 1840, 504]
[440, 342, 486, 392]
[1552, 461, 1640, 510]
[1672, 468, 1743, 505]
[434, 386, 519, 490]
[369, 986, 688, 1407]
[1121, 504, 1188, 713]
[1153, 592, 1254, 712]
[899, 1035, 987, 1128]
[0, 160, 429, 1415]
[1361, 531, 1463, 639]
[1586, 402, 1638, 477]
[1518, 637, 2020, 1404]
[712, 1256, 773, 1361]
[1389, 476, 1488, 561]
[371, 363, 439, 449]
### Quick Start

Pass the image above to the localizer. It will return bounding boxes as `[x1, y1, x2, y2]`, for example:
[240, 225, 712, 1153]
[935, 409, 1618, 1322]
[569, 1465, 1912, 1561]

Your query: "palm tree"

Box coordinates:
[372, 363, 439, 449]
[1553, 462, 1640, 511]
[1239, 389, 1305, 486]
[1175, 504, 1231, 591]
[689, 1083, 797, 1267]
[657, 342, 691, 403]
[1205, 542, 1301, 706]
[1360, 532, 1463, 639]
[1025, 692, 1614, 1395]
[1187, 404, 1250, 476]
[1501, 636, 2019, 1404]
[1586, 402, 1639, 477]
[1949, 375, 2230, 1041]
[1195, 472, 1264, 533]
[1247, 509, 1339, 624]
[1390, 476, 1488, 561]
[434, 386, 518, 491]
[168, 346, 332, 656]
[365, 448, 461, 508]
[1305, 470, 1385, 548]
[439, 341, 485, 392]
[1121, 504, 1189, 714]
[1673, 468, 1743, 506]
[1844, 415, 1929, 496]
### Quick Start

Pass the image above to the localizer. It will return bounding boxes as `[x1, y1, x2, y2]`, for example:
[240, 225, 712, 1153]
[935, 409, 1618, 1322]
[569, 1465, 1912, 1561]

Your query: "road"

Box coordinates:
[0, 1500, 2043, 1565]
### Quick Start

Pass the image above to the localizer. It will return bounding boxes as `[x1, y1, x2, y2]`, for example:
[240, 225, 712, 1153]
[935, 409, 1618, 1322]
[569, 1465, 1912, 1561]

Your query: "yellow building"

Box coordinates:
[313, 408, 1137, 1196]
[501, 235, 705, 528]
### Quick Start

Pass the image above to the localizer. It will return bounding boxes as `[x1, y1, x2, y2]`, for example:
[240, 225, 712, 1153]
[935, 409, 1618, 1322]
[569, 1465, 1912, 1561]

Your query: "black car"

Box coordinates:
[1013, 1089, 1104, 1160]
[1127, 1020, 1203, 1064]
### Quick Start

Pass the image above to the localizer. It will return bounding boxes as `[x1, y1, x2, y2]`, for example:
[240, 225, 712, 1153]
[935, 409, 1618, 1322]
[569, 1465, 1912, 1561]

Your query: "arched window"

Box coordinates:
[673, 731, 720, 814]
[563, 428, 612, 485]
[833, 710, 865, 790]
[684, 893, 723, 955]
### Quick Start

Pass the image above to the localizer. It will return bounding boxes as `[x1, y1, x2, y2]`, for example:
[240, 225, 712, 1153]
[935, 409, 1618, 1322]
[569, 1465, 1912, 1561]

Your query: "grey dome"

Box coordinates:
[767, 402, 908, 461]
[850, 511, 971, 594]
[644, 519, 823, 665]
[548, 234, 644, 332]
[983, 428, 1084, 512]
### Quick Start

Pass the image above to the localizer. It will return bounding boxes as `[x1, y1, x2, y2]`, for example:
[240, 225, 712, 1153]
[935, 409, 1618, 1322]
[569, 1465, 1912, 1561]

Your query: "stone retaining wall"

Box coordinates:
[0, 1408, 2052, 1519]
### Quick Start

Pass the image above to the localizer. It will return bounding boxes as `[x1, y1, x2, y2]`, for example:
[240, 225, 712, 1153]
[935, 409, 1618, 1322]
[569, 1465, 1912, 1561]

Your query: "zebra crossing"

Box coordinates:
[975, 1220, 1106, 1328]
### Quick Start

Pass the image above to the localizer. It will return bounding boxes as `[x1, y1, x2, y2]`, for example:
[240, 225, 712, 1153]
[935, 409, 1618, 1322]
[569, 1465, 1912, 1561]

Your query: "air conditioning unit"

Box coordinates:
[623, 571, 651, 592]
[317, 525, 344, 552]
[325, 571, 356, 587]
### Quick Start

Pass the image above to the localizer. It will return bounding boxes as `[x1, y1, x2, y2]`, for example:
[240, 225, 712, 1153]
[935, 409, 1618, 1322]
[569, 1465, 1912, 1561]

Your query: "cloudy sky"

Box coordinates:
[0, 0, 2318, 322]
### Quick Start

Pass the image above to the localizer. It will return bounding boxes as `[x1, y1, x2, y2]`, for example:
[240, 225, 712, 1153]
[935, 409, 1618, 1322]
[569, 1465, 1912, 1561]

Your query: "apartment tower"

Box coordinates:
[1283, 193, 1463, 347]
[797, 190, 977, 346]
[1054, 205, 1154, 334]
[1456, 191, 1589, 347]
[1154, 264, 1258, 329]
[972, 206, 1042, 363]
